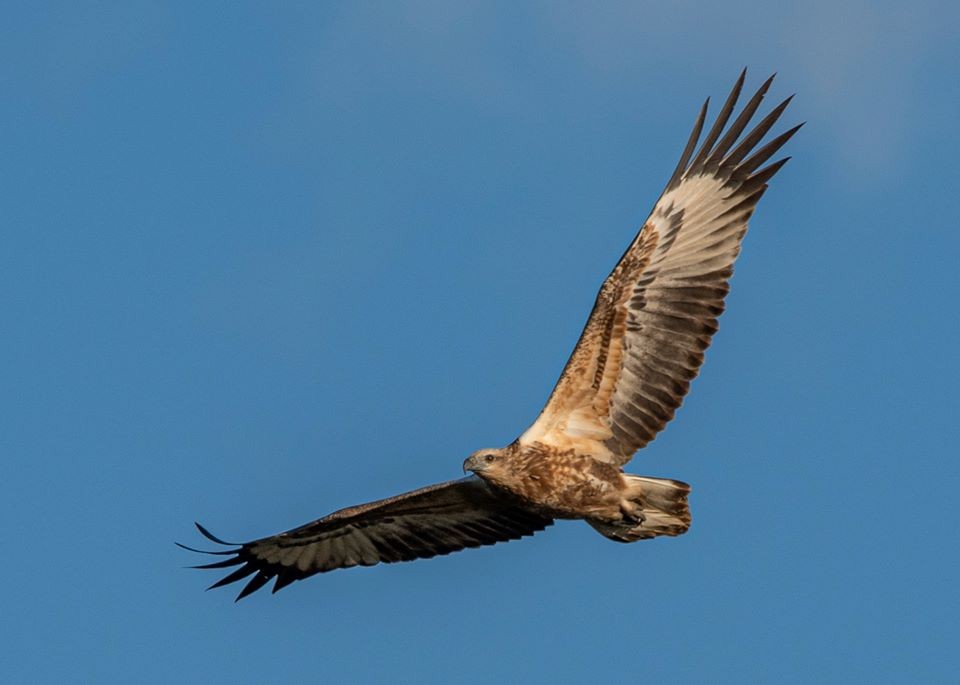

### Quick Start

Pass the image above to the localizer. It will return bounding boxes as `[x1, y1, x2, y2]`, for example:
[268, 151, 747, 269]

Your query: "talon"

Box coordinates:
[619, 500, 645, 524]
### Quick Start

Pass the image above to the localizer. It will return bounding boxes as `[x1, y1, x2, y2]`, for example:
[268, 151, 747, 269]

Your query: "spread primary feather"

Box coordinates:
[180, 70, 800, 600]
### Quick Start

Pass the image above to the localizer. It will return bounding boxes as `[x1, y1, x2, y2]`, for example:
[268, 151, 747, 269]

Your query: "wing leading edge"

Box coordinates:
[179, 476, 552, 600]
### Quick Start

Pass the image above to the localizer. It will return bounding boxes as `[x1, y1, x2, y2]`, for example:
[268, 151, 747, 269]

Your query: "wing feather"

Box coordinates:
[180, 477, 552, 600]
[520, 72, 800, 464]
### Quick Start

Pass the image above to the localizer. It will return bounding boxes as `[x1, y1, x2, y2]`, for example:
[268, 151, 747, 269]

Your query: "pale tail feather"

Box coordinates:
[587, 475, 691, 542]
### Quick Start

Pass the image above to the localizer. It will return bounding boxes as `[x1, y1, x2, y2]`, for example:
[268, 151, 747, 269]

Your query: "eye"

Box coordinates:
[484, 453, 497, 463]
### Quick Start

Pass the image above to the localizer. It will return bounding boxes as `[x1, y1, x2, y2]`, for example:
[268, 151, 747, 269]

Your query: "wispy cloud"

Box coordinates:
[293, 1, 953, 185]
[781, 0, 951, 180]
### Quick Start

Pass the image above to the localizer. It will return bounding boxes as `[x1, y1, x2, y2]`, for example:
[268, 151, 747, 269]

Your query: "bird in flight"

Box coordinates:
[181, 70, 800, 600]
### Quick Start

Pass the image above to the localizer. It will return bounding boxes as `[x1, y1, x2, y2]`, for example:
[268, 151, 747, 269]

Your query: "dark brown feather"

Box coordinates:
[182, 477, 552, 600]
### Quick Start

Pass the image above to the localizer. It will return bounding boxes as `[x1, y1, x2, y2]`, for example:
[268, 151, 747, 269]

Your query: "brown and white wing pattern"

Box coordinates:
[179, 477, 552, 600]
[521, 71, 800, 465]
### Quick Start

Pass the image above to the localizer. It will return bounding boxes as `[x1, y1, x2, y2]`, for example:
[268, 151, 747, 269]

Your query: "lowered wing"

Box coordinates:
[180, 476, 552, 600]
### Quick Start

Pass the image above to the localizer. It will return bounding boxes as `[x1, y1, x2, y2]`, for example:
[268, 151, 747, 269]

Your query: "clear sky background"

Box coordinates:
[2, 2, 958, 683]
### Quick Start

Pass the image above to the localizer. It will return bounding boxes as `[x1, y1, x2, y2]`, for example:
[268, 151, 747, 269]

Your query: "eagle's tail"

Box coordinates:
[587, 475, 691, 543]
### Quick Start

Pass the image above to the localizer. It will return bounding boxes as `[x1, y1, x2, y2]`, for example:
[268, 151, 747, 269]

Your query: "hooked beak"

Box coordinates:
[463, 455, 488, 474]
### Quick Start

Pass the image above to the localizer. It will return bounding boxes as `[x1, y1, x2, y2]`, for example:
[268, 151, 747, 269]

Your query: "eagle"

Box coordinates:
[181, 70, 800, 600]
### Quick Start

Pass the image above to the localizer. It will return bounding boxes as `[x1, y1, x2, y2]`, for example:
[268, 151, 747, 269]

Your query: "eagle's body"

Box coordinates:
[462, 442, 690, 541]
[181, 70, 800, 600]
[470, 442, 631, 520]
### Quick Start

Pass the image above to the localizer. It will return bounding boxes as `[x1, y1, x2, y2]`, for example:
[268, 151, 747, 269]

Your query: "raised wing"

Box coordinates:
[520, 70, 801, 465]
[179, 476, 552, 600]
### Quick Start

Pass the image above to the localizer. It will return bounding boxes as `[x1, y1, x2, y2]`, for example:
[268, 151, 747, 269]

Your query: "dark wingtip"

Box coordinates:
[175, 540, 235, 555]
[737, 121, 805, 178]
[272, 572, 298, 594]
[687, 71, 747, 174]
[757, 73, 777, 100]
[190, 557, 245, 570]
[195, 521, 240, 546]
[235, 572, 272, 601]
[721, 91, 797, 169]
[665, 96, 709, 192]
[735, 69, 748, 94]
[207, 563, 258, 591]
[745, 156, 792, 189]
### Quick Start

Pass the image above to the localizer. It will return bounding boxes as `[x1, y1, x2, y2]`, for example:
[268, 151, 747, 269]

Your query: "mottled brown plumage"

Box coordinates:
[181, 70, 799, 599]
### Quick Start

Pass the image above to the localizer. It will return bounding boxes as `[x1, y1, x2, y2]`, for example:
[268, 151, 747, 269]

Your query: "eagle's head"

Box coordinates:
[462, 447, 511, 480]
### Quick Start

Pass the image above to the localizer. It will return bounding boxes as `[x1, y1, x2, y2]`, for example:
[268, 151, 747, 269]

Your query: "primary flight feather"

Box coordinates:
[180, 70, 800, 600]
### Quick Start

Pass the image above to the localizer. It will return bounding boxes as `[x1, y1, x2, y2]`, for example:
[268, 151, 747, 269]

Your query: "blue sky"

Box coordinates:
[2, 2, 958, 683]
